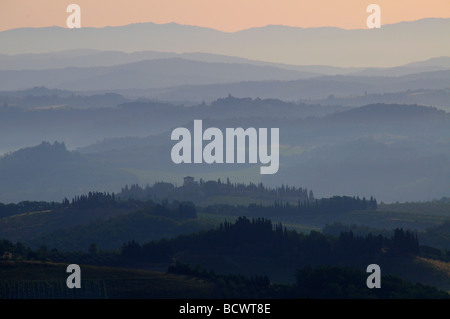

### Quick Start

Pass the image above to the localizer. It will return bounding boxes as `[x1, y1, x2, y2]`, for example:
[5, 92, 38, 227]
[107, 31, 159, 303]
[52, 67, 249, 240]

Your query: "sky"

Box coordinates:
[0, 0, 449, 32]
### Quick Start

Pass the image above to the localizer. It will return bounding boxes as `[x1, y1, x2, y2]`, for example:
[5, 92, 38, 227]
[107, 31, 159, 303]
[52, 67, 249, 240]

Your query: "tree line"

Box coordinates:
[119, 178, 315, 203]
[204, 195, 377, 219]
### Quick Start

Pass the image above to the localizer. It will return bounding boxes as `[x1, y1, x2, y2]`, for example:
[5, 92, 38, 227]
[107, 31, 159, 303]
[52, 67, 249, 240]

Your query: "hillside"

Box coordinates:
[82, 103, 450, 202]
[0, 190, 443, 252]
[0, 87, 129, 109]
[304, 88, 450, 112]
[1, 216, 450, 298]
[0, 194, 206, 247]
[141, 70, 450, 103]
[4, 216, 450, 296]
[0, 260, 446, 299]
[0, 142, 137, 202]
[2, 67, 450, 102]
[0, 261, 215, 299]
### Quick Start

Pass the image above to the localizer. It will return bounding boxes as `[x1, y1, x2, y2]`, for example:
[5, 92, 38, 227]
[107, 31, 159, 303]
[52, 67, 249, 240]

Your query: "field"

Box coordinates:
[0, 261, 215, 299]
[379, 201, 450, 217]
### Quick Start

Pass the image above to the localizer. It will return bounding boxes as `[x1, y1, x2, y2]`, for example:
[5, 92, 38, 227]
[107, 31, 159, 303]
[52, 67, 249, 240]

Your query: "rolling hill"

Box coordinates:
[0, 102, 448, 203]
[0, 141, 137, 202]
[1, 61, 449, 102]
[139, 70, 450, 103]
[0, 57, 320, 91]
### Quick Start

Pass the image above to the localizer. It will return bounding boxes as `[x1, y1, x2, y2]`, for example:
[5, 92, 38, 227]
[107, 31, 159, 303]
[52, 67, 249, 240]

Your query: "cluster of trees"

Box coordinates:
[0, 192, 124, 220]
[168, 261, 271, 298]
[203, 196, 377, 219]
[0, 191, 197, 227]
[15, 215, 416, 268]
[161, 260, 450, 299]
[119, 178, 314, 203]
[31, 195, 384, 253]
[119, 217, 418, 267]
[65, 192, 197, 219]
[325, 221, 450, 261]
[0, 181, 376, 225]
[0, 238, 118, 266]
[337, 228, 419, 256]
[247, 196, 377, 216]
[1, 216, 447, 299]
[64, 192, 117, 209]
[293, 265, 448, 299]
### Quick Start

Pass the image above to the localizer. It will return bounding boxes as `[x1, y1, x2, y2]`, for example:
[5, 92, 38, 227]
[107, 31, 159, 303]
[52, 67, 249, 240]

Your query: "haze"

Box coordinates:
[1, 0, 449, 32]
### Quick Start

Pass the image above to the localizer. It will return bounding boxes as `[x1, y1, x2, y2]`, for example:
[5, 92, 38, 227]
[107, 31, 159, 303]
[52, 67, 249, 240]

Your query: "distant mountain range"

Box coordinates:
[3, 49, 450, 75]
[0, 49, 351, 75]
[0, 17, 449, 204]
[1, 58, 449, 102]
[0, 57, 321, 91]
[1, 18, 449, 67]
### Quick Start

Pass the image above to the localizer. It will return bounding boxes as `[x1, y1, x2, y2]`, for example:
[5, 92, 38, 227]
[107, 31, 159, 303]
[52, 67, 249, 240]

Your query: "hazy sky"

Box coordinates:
[0, 0, 449, 32]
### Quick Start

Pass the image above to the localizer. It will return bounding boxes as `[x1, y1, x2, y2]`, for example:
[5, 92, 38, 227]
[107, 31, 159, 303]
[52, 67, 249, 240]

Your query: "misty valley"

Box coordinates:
[0, 19, 449, 300]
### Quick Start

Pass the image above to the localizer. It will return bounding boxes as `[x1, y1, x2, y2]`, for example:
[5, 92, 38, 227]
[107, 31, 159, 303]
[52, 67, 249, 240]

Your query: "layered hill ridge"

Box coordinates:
[1, 19, 449, 67]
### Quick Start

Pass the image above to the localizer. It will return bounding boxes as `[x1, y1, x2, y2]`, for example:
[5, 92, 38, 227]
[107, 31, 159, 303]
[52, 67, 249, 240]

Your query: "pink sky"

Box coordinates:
[0, 0, 449, 32]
